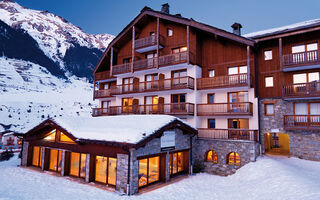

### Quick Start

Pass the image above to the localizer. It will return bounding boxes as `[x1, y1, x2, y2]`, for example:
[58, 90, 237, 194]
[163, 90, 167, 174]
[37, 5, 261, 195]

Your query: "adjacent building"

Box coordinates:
[0, 131, 22, 151]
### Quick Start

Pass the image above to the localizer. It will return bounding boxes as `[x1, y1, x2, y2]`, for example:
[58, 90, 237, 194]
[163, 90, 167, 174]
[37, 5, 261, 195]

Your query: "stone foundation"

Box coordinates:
[289, 131, 320, 161]
[194, 138, 260, 176]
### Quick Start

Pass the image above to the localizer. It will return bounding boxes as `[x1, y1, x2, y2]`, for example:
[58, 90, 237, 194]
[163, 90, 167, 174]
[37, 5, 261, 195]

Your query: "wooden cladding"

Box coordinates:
[282, 81, 320, 98]
[135, 35, 165, 49]
[111, 52, 194, 75]
[94, 71, 113, 81]
[197, 102, 253, 116]
[92, 103, 194, 116]
[198, 128, 258, 142]
[197, 74, 248, 90]
[282, 50, 320, 69]
[284, 115, 320, 130]
[93, 76, 194, 99]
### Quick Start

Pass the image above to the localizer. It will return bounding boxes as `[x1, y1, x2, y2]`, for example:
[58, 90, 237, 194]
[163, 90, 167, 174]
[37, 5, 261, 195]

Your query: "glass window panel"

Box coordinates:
[57, 150, 62, 172]
[49, 149, 58, 171]
[39, 147, 42, 167]
[295, 103, 308, 115]
[168, 29, 173, 36]
[148, 157, 159, 184]
[180, 94, 186, 103]
[180, 46, 188, 52]
[172, 153, 178, 174]
[308, 72, 319, 82]
[44, 130, 56, 141]
[207, 150, 218, 163]
[95, 156, 107, 183]
[264, 50, 272, 60]
[266, 104, 274, 115]
[139, 159, 148, 187]
[209, 70, 215, 77]
[239, 66, 247, 74]
[307, 43, 318, 51]
[292, 45, 305, 53]
[293, 74, 307, 84]
[70, 152, 80, 176]
[310, 103, 320, 115]
[228, 152, 240, 166]
[228, 67, 238, 75]
[60, 133, 74, 143]
[238, 92, 248, 102]
[180, 70, 187, 77]
[177, 152, 184, 172]
[32, 146, 40, 166]
[108, 158, 117, 185]
[208, 119, 215, 128]
[103, 83, 110, 90]
[172, 95, 179, 103]
[208, 94, 214, 104]
[80, 154, 86, 178]
[265, 77, 274, 87]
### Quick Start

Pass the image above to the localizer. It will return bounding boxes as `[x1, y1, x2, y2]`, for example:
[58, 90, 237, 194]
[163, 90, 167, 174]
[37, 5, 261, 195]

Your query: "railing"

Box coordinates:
[197, 102, 253, 116]
[159, 51, 192, 66]
[134, 35, 165, 49]
[282, 81, 320, 98]
[134, 57, 158, 71]
[94, 71, 112, 81]
[198, 128, 258, 142]
[284, 115, 320, 130]
[93, 88, 118, 98]
[283, 50, 320, 68]
[112, 63, 131, 75]
[197, 74, 248, 90]
[92, 103, 195, 116]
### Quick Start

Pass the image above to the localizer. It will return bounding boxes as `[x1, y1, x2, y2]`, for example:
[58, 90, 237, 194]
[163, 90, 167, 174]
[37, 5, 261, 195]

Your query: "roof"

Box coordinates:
[94, 7, 255, 74]
[243, 18, 320, 39]
[24, 115, 197, 147]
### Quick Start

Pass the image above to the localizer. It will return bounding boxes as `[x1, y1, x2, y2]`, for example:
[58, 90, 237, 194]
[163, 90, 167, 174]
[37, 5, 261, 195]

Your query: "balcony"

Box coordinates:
[93, 88, 117, 99]
[284, 115, 320, 130]
[282, 50, 320, 72]
[111, 52, 193, 75]
[282, 81, 320, 99]
[135, 35, 164, 53]
[94, 71, 113, 81]
[198, 128, 258, 142]
[197, 102, 253, 116]
[92, 103, 195, 117]
[197, 74, 248, 90]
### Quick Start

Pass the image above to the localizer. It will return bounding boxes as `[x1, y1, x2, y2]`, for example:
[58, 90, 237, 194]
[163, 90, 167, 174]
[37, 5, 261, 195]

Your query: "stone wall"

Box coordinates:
[194, 138, 260, 176]
[116, 153, 129, 194]
[21, 141, 29, 166]
[129, 128, 192, 195]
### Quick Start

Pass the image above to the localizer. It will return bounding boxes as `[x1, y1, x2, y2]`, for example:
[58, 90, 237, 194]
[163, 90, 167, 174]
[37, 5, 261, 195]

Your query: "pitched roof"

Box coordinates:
[24, 115, 197, 147]
[93, 7, 255, 74]
[243, 19, 320, 40]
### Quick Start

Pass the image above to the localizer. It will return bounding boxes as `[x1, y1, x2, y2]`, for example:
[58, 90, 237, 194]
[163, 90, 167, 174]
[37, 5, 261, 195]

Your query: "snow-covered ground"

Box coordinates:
[0, 154, 319, 200]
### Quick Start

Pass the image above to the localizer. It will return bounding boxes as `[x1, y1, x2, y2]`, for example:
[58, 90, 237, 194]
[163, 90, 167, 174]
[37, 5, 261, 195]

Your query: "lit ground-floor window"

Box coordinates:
[49, 149, 62, 172]
[206, 150, 218, 163]
[170, 152, 184, 175]
[95, 156, 117, 185]
[227, 152, 241, 166]
[70, 152, 86, 178]
[138, 156, 160, 187]
[32, 146, 42, 167]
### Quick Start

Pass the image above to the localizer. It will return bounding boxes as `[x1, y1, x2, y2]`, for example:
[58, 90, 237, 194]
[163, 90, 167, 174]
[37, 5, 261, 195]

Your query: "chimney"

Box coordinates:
[161, 3, 170, 14]
[231, 23, 242, 36]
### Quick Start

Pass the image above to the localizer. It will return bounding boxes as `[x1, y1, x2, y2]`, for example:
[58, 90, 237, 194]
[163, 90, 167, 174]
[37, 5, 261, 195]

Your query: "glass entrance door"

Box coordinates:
[138, 156, 160, 187]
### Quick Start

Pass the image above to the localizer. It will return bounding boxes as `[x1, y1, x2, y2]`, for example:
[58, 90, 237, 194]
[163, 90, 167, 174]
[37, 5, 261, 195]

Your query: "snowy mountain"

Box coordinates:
[0, 0, 114, 80]
[0, 0, 114, 132]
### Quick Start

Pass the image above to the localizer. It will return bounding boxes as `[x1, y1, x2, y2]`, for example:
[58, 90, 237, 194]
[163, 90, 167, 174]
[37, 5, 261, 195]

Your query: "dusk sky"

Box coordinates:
[15, 0, 320, 36]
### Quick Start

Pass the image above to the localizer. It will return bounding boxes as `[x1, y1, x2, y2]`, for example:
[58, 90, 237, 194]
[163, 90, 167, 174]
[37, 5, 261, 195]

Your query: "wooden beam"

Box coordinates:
[110, 47, 113, 76]
[132, 26, 135, 73]
[279, 38, 283, 70]
[247, 45, 251, 87]
[157, 17, 160, 68]
[187, 25, 190, 64]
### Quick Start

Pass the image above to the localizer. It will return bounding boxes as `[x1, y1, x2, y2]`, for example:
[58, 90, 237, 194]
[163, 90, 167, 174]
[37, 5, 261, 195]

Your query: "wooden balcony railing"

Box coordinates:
[197, 74, 248, 90]
[282, 50, 320, 69]
[198, 128, 258, 142]
[159, 51, 193, 66]
[197, 102, 253, 116]
[134, 35, 165, 49]
[112, 63, 131, 75]
[133, 57, 158, 71]
[282, 81, 320, 98]
[92, 103, 195, 116]
[94, 71, 112, 81]
[284, 115, 320, 130]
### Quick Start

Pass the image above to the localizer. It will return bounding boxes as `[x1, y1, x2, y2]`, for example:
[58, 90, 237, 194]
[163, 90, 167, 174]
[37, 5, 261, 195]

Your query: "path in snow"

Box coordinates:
[0, 155, 320, 200]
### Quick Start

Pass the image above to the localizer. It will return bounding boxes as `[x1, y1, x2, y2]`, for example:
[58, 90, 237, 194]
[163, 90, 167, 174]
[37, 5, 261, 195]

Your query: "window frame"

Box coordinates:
[208, 69, 215, 77]
[265, 76, 274, 88]
[205, 150, 218, 163]
[227, 152, 241, 166]
[167, 28, 173, 37]
[207, 93, 215, 104]
[264, 103, 275, 116]
[264, 49, 273, 60]
[208, 118, 216, 129]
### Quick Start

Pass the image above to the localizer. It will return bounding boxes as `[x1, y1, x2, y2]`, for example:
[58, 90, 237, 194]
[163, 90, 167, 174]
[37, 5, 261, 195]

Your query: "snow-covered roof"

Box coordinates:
[243, 19, 320, 39]
[25, 115, 196, 145]
[3, 132, 15, 137]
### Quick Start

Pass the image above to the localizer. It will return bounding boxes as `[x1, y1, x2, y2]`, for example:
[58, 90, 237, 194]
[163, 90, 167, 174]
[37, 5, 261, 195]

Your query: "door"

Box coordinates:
[138, 156, 160, 188]
[170, 151, 187, 177]
[145, 96, 159, 113]
[264, 133, 289, 155]
[123, 78, 133, 93]
[102, 101, 110, 114]
[228, 119, 249, 140]
[228, 66, 247, 84]
[171, 94, 186, 113]
[146, 53, 157, 68]
[228, 92, 248, 112]
[122, 98, 133, 113]
[172, 70, 187, 88]
[145, 74, 158, 90]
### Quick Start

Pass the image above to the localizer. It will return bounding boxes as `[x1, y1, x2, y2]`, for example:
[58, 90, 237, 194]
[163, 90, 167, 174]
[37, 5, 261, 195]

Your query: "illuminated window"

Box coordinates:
[227, 152, 241, 166]
[264, 50, 272, 60]
[32, 146, 43, 167]
[171, 46, 187, 54]
[265, 76, 274, 87]
[206, 150, 218, 163]
[49, 149, 62, 172]
[95, 156, 117, 185]
[43, 130, 56, 141]
[209, 70, 215, 77]
[168, 28, 173, 36]
[170, 152, 184, 176]
[60, 132, 74, 143]
[139, 156, 160, 187]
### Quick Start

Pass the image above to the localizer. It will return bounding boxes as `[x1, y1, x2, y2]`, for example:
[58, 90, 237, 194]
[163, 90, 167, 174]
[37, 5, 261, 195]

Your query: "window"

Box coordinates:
[60, 133, 74, 143]
[70, 152, 86, 178]
[227, 152, 241, 166]
[228, 66, 247, 75]
[95, 156, 117, 185]
[265, 76, 274, 87]
[167, 28, 173, 36]
[145, 96, 159, 113]
[43, 130, 56, 141]
[122, 77, 133, 92]
[208, 119, 215, 128]
[228, 119, 249, 129]
[207, 94, 215, 104]
[122, 97, 133, 113]
[265, 104, 274, 115]
[145, 73, 158, 90]
[101, 101, 111, 114]
[206, 150, 218, 163]
[172, 69, 187, 87]
[292, 43, 318, 63]
[171, 46, 187, 54]
[43, 129, 75, 143]
[170, 152, 184, 176]
[123, 57, 131, 63]
[32, 146, 43, 167]
[209, 70, 215, 77]
[150, 32, 155, 36]
[293, 72, 319, 84]
[138, 156, 160, 187]
[49, 149, 62, 172]
[264, 50, 272, 60]
[294, 102, 320, 115]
